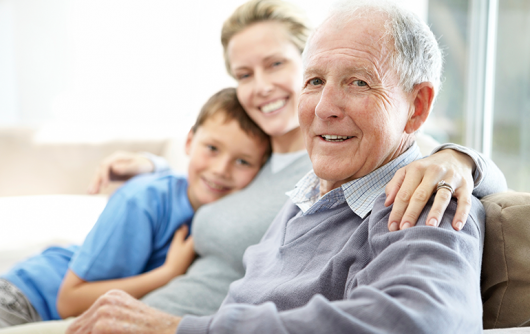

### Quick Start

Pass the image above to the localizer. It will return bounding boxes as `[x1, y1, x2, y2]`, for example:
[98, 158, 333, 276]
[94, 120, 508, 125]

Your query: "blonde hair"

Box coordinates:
[221, 0, 311, 76]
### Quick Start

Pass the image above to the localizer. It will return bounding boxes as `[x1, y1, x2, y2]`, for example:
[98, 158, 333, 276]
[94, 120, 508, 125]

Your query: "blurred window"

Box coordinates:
[426, 0, 530, 191]
[491, 0, 530, 191]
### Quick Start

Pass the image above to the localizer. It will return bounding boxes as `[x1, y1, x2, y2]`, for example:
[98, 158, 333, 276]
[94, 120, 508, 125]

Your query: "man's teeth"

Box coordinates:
[321, 135, 353, 142]
[261, 99, 287, 114]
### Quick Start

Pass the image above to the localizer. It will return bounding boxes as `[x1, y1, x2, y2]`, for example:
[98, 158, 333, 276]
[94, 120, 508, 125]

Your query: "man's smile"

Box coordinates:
[320, 135, 354, 142]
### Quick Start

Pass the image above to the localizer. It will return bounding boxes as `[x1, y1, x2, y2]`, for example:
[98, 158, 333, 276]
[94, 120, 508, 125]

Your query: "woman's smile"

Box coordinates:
[259, 98, 288, 114]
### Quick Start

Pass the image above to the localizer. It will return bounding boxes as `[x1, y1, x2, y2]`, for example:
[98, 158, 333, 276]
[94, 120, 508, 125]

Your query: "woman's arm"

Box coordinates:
[57, 226, 195, 319]
[433, 143, 508, 198]
[385, 144, 507, 231]
[87, 151, 171, 194]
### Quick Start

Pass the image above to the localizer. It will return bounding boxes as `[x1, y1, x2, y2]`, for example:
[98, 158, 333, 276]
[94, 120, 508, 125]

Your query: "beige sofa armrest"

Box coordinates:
[0, 127, 169, 196]
[481, 191, 530, 329]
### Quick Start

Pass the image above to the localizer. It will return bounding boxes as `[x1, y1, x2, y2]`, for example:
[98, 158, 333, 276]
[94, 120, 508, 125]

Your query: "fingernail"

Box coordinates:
[389, 222, 398, 231]
[402, 222, 411, 229]
[428, 218, 438, 227]
[456, 222, 463, 231]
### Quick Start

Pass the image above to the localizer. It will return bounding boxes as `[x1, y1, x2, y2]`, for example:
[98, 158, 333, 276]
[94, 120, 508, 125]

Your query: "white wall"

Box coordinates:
[0, 0, 68, 126]
[0, 0, 19, 125]
[0, 0, 427, 142]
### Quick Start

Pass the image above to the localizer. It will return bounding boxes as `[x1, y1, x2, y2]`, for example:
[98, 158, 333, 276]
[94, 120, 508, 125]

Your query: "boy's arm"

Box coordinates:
[57, 226, 195, 319]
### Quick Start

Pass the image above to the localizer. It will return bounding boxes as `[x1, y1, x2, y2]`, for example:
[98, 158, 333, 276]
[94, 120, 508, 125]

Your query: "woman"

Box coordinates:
[0, 1, 505, 332]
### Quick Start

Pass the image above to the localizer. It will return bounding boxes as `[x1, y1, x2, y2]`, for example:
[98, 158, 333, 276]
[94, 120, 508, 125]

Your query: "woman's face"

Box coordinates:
[228, 22, 303, 138]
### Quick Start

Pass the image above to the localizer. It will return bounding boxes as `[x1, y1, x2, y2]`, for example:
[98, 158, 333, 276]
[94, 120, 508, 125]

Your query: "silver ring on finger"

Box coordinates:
[436, 180, 454, 197]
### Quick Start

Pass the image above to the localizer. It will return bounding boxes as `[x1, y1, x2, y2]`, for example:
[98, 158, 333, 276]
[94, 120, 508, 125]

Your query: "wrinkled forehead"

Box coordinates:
[303, 11, 392, 71]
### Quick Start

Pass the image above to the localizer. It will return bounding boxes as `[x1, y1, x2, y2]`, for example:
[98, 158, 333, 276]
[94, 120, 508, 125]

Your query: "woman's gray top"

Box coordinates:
[141, 153, 312, 316]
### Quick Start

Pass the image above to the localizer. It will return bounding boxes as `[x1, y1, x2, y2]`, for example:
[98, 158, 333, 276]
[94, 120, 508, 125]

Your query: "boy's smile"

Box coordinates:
[185, 112, 268, 211]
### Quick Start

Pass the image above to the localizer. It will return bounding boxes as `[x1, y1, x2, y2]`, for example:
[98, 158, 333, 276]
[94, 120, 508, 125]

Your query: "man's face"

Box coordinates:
[299, 15, 415, 194]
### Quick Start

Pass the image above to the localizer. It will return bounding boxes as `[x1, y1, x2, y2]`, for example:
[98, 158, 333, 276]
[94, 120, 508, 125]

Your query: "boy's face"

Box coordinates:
[185, 111, 268, 210]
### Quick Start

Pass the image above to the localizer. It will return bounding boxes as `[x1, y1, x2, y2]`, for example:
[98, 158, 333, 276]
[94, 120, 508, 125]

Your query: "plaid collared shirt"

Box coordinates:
[287, 144, 422, 219]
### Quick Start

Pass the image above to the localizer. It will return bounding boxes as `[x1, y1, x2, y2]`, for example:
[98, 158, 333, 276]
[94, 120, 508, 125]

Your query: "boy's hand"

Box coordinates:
[88, 151, 155, 194]
[163, 225, 195, 278]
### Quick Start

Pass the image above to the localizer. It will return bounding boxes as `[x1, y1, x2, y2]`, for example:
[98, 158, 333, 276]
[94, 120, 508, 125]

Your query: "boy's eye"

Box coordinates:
[353, 80, 368, 87]
[236, 158, 250, 166]
[308, 78, 323, 86]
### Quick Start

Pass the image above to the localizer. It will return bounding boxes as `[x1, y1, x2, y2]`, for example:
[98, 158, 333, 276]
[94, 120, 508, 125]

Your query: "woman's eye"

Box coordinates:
[309, 78, 323, 86]
[353, 80, 368, 87]
[236, 73, 251, 80]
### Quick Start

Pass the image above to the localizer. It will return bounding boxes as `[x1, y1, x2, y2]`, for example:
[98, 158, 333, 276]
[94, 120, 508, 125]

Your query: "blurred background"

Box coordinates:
[0, 0, 528, 193]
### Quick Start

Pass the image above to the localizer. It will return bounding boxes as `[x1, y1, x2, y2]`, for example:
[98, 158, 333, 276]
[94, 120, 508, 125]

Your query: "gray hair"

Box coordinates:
[304, 0, 443, 94]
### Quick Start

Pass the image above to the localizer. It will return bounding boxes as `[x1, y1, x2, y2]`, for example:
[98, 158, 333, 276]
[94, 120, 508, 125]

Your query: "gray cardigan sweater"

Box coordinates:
[177, 190, 486, 334]
[176, 143, 498, 334]
[145, 143, 504, 333]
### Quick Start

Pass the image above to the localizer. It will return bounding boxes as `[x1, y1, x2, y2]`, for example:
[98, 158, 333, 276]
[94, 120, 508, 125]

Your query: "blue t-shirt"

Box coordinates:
[1, 173, 194, 321]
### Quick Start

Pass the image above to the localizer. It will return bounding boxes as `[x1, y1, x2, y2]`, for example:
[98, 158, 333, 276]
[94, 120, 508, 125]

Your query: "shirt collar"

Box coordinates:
[287, 144, 422, 218]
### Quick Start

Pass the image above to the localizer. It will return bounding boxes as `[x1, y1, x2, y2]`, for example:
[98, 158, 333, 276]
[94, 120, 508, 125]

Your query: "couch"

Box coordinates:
[0, 126, 188, 274]
[0, 127, 529, 333]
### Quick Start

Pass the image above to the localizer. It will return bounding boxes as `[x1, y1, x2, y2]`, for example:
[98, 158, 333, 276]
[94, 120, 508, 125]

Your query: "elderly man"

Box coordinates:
[66, 1, 485, 333]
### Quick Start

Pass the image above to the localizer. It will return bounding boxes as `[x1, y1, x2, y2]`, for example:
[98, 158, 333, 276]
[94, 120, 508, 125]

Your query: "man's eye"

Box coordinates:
[309, 78, 323, 86]
[272, 61, 283, 67]
[354, 80, 368, 87]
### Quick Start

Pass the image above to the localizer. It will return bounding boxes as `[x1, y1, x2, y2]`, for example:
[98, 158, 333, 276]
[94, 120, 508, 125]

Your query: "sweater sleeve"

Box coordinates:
[142, 152, 172, 173]
[431, 143, 507, 197]
[177, 196, 485, 334]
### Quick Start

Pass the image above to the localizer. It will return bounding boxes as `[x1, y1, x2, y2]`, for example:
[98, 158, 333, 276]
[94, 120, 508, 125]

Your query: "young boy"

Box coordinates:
[0, 88, 271, 327]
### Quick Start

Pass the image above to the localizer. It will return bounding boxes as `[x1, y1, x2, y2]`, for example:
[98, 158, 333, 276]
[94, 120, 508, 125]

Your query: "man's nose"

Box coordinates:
[314, 84, 345, 120]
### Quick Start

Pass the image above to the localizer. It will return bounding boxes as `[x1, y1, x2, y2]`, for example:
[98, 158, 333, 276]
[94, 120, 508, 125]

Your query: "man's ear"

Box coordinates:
[184, 129, 194, 156]
[405, 82, 435, 134]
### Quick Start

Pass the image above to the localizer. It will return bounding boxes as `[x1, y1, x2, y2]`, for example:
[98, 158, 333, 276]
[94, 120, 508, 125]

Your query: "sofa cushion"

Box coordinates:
[0, 195, 107, 274]
[481, 191, 530, 329]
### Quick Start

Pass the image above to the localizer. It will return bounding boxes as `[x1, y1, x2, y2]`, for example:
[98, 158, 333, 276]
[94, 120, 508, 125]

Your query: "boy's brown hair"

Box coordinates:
[191, 87, 271, 159]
